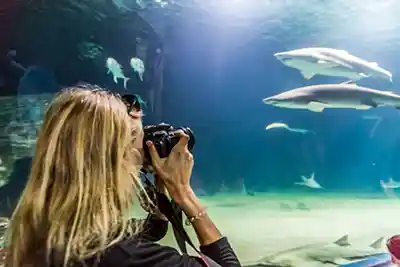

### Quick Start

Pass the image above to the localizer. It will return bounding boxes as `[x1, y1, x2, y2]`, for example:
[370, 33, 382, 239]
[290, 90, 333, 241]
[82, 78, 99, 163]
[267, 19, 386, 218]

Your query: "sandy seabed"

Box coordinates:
[133, 193, 400, 265]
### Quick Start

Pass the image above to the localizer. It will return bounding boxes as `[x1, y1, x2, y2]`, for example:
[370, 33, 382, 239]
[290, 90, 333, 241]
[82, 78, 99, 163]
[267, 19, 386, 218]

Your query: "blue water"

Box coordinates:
[2, 0, 400, 265]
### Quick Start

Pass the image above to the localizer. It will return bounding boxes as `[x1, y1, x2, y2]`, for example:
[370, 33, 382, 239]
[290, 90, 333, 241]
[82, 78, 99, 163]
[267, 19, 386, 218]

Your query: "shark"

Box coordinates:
[245, 235, 386, 267]
[295, 173, 323, 189]
[380, 178, 400, 189]
[274, 47, 393, 82]
[263, 84, 400, 113]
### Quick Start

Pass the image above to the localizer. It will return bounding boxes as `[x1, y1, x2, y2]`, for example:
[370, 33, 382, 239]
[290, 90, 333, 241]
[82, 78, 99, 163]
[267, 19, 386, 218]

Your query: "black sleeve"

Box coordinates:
[137, 214, 169, 242]
[200, 237, 241, 267]
[104, 237, 242, 267]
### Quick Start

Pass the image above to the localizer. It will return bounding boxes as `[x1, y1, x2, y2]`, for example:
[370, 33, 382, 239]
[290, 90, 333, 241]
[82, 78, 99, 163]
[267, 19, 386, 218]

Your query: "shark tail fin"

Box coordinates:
[123, 77, 130, 90]
[334, 235, 351, 246]
[370, 237, 384, 249]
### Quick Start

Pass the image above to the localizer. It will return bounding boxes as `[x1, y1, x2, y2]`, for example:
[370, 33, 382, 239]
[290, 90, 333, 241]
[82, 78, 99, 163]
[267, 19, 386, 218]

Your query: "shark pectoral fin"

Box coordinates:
[369, 61, 379, 67]
[307, 101, 326, 112]
[113, 76, 118, 84]
[300, 176, 307, 181]
[107, 70, 111, 74]
[300, 71, 315, 80]
[334, 235, 351, 246]
[360, 99, 378, 108]
[359, 73, 369, 78]
[370, 237, 384, 249]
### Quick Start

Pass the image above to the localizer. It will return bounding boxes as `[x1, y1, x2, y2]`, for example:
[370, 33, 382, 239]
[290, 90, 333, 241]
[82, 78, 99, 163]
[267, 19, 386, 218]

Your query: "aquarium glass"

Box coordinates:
[1, 1, 399, 266]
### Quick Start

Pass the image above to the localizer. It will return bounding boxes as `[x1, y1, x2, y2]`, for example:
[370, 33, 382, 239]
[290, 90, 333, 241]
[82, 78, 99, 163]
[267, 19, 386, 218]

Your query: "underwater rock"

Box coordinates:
[0, 93, 53, 186]
[296, 202, 310, 211]
[246, 190, 255, 196]
[0, 217, 9, 248]
[279, 203, 293, 211]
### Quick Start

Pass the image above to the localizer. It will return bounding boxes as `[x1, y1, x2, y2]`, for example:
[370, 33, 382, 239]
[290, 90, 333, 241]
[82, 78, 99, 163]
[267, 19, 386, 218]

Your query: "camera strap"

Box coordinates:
[156, 193, 222, 267]
[157, 192, 198, 253]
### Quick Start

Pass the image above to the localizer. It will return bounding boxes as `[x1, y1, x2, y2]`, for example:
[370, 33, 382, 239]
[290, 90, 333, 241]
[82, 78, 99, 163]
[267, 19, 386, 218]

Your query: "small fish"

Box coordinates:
[295, 173, 323, 189]
[265, 122, 313, 134]
[130, 57, 145, 81]
[106, 57, 130, 89]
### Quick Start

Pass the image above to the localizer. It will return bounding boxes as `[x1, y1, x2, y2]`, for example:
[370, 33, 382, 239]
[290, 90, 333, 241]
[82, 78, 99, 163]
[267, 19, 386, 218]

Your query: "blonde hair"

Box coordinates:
[6, 86, 147, 267]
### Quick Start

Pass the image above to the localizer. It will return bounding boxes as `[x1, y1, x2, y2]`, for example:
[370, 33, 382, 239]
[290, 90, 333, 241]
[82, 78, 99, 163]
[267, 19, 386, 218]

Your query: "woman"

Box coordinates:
[5, 85, 242, 267]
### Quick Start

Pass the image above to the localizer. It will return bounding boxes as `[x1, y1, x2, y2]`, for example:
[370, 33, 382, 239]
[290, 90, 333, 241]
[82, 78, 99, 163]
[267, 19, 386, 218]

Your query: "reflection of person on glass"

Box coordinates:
[5, 85, 241, 267]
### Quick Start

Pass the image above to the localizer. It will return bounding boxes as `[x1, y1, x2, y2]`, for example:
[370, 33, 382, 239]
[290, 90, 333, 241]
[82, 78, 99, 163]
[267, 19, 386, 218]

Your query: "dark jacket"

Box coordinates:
[81, 214, 242, 267]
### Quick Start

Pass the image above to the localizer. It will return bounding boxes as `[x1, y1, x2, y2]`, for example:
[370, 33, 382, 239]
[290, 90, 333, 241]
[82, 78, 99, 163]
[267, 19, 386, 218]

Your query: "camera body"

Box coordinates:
[143, 123, 195, 161]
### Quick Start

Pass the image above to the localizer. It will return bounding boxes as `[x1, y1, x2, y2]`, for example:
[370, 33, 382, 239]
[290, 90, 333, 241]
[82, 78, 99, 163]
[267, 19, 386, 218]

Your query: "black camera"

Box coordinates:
[143, 123, 195, 161]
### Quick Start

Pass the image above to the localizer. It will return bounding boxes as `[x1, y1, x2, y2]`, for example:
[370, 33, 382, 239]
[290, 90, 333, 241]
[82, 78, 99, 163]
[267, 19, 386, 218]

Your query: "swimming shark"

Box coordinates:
[263, 84, 400, 113]
[245, 235, 386, 267]
[274, 47, 392, 82]
[380, 178, 400, 189]
[295, 173, 323, 189]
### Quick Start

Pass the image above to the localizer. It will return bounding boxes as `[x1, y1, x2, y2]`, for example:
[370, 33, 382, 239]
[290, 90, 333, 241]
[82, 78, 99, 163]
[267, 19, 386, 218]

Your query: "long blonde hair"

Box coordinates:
[6, 86, 146, 267]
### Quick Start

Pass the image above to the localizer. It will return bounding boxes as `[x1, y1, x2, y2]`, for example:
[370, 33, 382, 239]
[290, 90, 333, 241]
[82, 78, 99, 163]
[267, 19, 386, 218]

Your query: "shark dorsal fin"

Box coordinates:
[389, 177, 394, 183]
[370, 237, 384, 249]
[369, 61, 378, 67]
[334, 235, 351, 246]
[310, 173, 315, 181]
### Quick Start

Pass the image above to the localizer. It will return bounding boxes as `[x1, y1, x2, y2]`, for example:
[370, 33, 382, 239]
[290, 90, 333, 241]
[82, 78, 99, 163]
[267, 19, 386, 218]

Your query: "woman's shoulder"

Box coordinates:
[97, 237, 205, 267]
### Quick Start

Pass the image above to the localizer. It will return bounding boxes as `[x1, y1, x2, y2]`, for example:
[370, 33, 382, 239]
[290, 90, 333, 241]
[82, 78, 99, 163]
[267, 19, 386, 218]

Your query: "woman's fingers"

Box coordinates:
[146, 141, 162, 170]
[174, 130, 189, 149]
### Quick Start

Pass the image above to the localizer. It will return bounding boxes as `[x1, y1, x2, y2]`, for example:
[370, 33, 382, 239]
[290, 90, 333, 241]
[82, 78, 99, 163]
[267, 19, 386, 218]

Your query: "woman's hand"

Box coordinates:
[146, 131, 194, 204]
